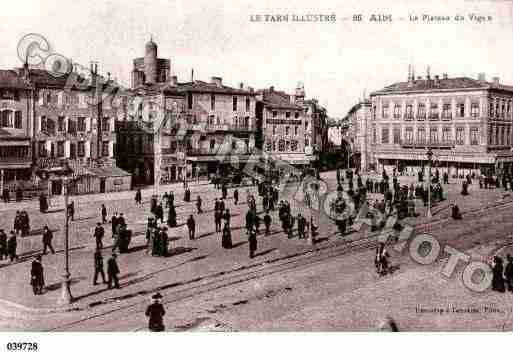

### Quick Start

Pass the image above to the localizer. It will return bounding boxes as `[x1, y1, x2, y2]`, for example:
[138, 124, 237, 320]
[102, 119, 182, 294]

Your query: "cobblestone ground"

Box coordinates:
[0, 171, 511, 331]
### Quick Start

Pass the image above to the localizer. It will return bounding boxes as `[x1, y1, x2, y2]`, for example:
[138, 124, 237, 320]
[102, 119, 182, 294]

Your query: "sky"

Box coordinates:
[1, 0, 512, 118]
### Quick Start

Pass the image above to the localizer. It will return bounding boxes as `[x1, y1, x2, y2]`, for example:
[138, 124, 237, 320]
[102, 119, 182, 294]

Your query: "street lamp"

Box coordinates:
[426, 147, 434, 218]
[58, 173, 72, 305]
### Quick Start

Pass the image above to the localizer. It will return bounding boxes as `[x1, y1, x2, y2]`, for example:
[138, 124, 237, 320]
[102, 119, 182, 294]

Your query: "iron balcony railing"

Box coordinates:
[400, 139, 456, 148]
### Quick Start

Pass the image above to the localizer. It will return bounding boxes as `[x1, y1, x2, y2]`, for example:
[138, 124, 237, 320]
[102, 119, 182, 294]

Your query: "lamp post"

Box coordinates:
[58, 174, 72, 305]
[426, 147, 433, 218]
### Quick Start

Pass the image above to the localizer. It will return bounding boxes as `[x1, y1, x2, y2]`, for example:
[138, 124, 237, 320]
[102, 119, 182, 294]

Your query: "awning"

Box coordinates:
[0, 140, 31, 146]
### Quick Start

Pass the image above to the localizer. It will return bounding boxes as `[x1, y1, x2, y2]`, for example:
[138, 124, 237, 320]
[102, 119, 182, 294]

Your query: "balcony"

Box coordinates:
[441, 114, 452, 121]
[187, 147, 254, 156]
[404, 114, 414, 121]
[400, 139, 455, 148]
[417, 114, 426, 120]
[428, 114, 439, 121]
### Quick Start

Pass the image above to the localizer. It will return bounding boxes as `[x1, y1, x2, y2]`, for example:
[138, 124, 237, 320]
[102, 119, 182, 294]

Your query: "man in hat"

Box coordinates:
[42, 225, 55, 255]
[146, 293, 166, 332]
[111, 212, 118, 238]
[233, 188, 239, 205]
[187, 214, 195, 240]
[30, 255, 45, 295]
[107, 253, 120, 289]
[101, 204, 107, 224]
[93, 249, 107, 285]
[68, 201, 75, 221]
[94, 222, 105, 250]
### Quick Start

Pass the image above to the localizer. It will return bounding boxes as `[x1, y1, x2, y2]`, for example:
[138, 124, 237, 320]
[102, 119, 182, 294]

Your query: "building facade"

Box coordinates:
[342, 99, 372, 171]
[256, 86, 309, 166]
[0, 62, 131, 197]
[370, 71, 513, 177]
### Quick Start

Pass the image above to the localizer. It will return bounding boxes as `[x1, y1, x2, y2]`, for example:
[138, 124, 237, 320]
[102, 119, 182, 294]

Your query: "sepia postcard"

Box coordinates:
[1, 1, 513, 353]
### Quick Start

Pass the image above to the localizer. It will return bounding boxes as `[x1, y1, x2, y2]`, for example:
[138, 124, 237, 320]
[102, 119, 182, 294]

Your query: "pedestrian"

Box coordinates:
[0, 229, 7, 260]
[491, 256, 505, 292]
[111, 212, 118, 238]
[68, 201, 75, 221]
[94, 222, 105, 250]
[187, 214, 195, 240]
[146, 293, 166, 332]
[93, 249, 107, 285]
[223, 209, 231, 228]
[167, 204, 177, 227]
[219, 199, 225, 214]
[184, 187, 191, 202]
[16, 187, 23, 202]
[233, 189, 239, 205]
[264, 211, 272, 236]
[135, 188, 142, 205]
[39, 193, 48, 213]
[42, 225, 55, 255]
[2, 188, 9, 203]
[196, 195, 203, 214]
[30, 256, 45, 295]
[222, 223, 232, 249]
[297, 213, 306, 239]
[101, 204, 107, 223]
[118, 213, 126, 227]
[310, 217, 318, 241]
[505, 255, 513, 292]
[107, 253, 120, 289]
[245, 209, 253, 234]
[248, 228, 257, 258]
[222, 183, 227, 200]
[7, 231, 17, 262]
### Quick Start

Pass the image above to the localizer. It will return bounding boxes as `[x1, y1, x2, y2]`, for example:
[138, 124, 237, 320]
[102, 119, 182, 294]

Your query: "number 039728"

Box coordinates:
[6, 342, 39, 351]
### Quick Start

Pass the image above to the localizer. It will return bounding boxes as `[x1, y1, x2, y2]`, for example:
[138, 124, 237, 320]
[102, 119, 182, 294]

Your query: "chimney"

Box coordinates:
[426, 66, 431, 80]
[407, 64, 413, 88]
[434, 75, 439, 86]
[417, 76, 422, 80]
[211, 76, 222, 87]
[442, 73, 448, 80]
[191, 69, 194, 82]
[269, 86, 274, 92]
[239, 82, 244, 89]
[493, 77, 500, 87]
[478, 72, 486, 82]
[169, 75, 178, 86]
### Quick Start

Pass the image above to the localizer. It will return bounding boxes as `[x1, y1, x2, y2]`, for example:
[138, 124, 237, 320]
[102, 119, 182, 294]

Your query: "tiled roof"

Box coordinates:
[371, 77, 513, 95]
[259, 89, 303, 110]
[0, 70, 31, 89]
[176, 81, 253, 95]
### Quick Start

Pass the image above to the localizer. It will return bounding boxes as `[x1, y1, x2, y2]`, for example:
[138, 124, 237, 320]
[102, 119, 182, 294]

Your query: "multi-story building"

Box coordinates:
[370, 71, 513, 177]
[118, 40, 258, 184]
[0, 62, 131, 196]
[0, 68, 32, 193]
[256, 86, 309, 166]
[342, 99, 372, 171]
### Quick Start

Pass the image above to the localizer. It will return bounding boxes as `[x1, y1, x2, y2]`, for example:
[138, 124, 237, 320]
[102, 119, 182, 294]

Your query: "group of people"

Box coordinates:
[147, 218, 170, 257]
[13, 210, 31, 237]
[0, 229, 17, 262]
[491, 255, 513, 293]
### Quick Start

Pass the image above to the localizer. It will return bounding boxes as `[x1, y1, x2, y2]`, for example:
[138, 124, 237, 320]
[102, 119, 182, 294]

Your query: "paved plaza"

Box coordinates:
[0, 170, 512, 331]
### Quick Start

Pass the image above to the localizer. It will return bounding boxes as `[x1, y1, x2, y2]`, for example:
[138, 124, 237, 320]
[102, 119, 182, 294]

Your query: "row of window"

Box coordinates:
[37, 141, 111, 158]
[39, 116, 113, 134]
[0, 110, 23, 129]
[272, 125, 300, 136]
[0, 145, 29, 159]
[187, 94, 252, 112]
[270, 111, 301, 119]
[381, 102, 481, 119]
[265, 139, 300, 152]
[379, 127, 482, 146]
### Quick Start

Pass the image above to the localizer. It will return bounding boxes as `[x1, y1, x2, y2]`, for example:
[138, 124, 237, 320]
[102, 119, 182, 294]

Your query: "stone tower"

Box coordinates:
[144, 38, 158, 84]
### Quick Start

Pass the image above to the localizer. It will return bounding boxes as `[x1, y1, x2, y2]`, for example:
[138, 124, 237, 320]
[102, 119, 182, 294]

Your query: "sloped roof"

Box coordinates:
[89, 166, 131, 178]
[0, 70, 31, 89]
[259, 89, 303, 110]
[371, 77, 513, 95]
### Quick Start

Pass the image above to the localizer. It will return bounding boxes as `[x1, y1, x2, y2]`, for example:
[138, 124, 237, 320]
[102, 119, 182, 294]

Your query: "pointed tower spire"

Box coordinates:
[426, 65, 431, 80]
[408, 64, 411, 81]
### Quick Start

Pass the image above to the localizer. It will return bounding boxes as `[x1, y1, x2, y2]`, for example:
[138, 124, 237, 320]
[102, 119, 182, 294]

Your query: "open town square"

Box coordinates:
[4, 2, 513, 341]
